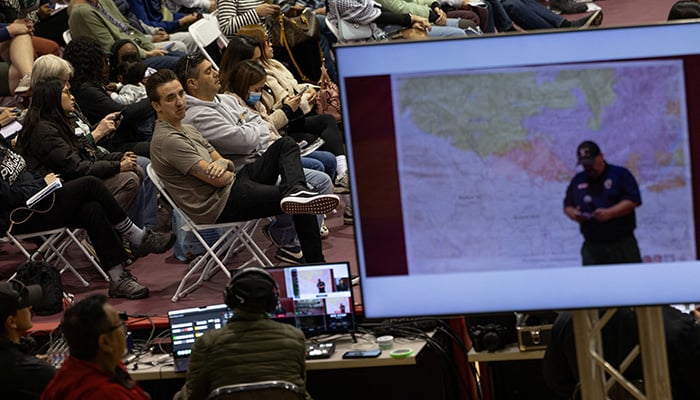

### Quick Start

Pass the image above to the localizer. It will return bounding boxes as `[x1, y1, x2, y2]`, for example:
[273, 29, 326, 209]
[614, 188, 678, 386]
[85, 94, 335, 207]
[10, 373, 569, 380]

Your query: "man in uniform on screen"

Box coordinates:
[563, 141, 642, 265]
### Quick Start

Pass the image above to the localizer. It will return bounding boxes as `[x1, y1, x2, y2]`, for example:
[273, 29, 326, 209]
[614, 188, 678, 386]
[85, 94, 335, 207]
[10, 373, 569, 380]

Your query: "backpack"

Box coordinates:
[13, 260, 65, 316]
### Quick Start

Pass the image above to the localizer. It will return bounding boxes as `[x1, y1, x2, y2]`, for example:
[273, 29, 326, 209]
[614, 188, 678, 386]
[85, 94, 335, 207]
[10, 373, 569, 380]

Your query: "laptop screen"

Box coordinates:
[267, 262, 356, 338]
[168, 303, 233, 370]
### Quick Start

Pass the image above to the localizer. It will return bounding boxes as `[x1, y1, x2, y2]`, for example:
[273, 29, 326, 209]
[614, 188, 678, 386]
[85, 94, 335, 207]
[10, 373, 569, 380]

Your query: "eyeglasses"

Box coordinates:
[105, 320, 127, 334]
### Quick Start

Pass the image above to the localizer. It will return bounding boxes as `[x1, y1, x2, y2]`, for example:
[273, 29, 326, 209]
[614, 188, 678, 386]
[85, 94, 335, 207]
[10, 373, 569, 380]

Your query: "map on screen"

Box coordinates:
[392, 59, 696, 274]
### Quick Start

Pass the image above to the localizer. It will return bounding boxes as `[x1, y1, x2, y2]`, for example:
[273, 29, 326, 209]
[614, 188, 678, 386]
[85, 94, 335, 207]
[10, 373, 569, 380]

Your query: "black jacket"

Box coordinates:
[0, 139, 45, 233]
[17, 120, 123, 181]
[0, 338, 56, 399]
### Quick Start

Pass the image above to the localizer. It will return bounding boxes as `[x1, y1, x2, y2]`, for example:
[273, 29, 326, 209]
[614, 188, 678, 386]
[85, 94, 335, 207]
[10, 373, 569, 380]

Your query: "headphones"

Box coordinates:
[224, 267, 278, 313]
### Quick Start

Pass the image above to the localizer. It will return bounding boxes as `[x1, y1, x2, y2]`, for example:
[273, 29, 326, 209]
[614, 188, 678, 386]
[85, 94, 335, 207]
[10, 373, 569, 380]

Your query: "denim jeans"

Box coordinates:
[499, 0, 565, 29]
[429, 25, 467, 38]
[128, 156, 158, 229]
[303, 150, 337, 181]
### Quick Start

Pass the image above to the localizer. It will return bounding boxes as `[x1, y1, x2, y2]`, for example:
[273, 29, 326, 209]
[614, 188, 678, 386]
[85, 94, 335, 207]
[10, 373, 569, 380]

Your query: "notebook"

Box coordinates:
[167, 303, 232, 372]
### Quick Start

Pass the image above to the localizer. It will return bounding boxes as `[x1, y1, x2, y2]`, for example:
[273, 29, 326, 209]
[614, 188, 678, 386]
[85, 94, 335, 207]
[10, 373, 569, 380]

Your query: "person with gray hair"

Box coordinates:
[30, 54, 159, 229]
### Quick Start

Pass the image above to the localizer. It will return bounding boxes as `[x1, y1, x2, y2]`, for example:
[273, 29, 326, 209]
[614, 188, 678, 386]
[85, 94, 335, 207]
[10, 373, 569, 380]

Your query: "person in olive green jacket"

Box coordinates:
[178, 267, 311, 399]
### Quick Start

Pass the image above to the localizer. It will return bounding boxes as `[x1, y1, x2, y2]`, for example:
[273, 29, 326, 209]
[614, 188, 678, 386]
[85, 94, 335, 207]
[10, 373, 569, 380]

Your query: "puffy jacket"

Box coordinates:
[181, 309, 310, 400]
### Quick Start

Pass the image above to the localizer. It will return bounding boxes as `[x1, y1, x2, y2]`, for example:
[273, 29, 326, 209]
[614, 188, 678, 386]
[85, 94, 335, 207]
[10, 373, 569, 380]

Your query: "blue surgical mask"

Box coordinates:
[247, 91, 262, 105]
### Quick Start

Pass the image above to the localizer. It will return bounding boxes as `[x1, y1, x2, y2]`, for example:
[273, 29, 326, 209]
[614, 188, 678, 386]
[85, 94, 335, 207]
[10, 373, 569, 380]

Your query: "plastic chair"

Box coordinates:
[146, 164, 272, 302]
[207, 381, 306, 400]
[187, 17, 229, 70]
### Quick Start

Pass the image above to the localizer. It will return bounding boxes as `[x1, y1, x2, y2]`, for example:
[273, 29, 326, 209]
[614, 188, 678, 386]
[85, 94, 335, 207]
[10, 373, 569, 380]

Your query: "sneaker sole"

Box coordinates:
[280, 194, 340, 215]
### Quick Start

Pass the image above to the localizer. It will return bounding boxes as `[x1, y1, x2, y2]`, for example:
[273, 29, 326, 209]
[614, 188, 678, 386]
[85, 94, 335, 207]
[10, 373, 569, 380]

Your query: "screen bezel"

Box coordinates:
[336, 22, 700, 318]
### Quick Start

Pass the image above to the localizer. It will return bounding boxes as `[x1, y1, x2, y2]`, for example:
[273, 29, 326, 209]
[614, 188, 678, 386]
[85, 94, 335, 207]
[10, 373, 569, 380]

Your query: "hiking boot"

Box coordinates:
[550, 0, 587, 14]
[570, 9, 603, 28]
[280, 189, 339, 215]
[333, 174, 350, 194]
[131, 228, 176, 258]
[108, 271, 149, 299]
[343, 205, 353, 225]
[275, 246, 305, 264]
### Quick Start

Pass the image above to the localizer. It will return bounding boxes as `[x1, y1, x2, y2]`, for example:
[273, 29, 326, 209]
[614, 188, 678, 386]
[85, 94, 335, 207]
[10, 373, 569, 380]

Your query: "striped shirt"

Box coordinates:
[216, 0, 264, 36]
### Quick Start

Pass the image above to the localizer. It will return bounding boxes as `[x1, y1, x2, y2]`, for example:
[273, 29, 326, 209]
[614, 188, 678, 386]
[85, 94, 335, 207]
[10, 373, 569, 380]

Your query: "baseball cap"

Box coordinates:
[577, 141, 601, 166]
[0, 281, 42, 319]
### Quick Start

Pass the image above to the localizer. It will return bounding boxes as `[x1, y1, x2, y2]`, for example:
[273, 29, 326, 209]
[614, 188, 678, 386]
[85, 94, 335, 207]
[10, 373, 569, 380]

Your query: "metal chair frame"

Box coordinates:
[146, 164, 272, 302]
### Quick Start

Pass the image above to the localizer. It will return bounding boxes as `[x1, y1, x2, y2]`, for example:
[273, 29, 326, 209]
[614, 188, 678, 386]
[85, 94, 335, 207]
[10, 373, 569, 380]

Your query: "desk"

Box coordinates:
[467, 343, 545, 362]
[131, 334, 457, 400]
[468, 344, 557, 400]
[130, 336, 428, 381]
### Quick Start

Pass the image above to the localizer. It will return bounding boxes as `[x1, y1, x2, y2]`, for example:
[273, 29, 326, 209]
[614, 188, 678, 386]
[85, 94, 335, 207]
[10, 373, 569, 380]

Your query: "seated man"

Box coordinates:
[41, 295, 149, 399]
[146, 69, 339, 263]
[177, 52, 335, 263]
[178, 267, 309, 399]
[0, 281, 55, 399]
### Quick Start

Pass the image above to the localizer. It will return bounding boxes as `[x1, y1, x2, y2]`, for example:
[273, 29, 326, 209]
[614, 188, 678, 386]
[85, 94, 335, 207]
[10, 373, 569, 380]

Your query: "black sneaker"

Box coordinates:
[570, 9, 603, 28]
[108, 271, 149, 299]
[262, 223, 305, 264]
[550, 0, 587, 14]
[280, 190, 339, 215]
[275, 246, 305, 264]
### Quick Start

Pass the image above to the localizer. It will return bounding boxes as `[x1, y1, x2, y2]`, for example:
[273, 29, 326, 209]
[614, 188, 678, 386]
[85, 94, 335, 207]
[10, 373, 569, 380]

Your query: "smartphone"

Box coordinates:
[342, 350, 382, 359]
[296, 85, 310, 96]
[163, 42, 176, 51]
[113, 110, 125, 121]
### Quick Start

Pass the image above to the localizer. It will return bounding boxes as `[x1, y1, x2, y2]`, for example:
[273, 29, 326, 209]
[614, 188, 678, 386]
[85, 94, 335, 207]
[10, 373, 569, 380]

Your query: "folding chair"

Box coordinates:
[207, 381, 306, 400]
[5, 227, 109, 287]
[62, 30, 72, 44]
[188, 17, 229, 70]
[146, 164, 272, 302]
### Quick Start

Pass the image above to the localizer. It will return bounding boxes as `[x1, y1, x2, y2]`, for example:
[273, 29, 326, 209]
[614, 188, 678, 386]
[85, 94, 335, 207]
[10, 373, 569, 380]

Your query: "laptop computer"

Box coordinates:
[167, 303, 232, 372]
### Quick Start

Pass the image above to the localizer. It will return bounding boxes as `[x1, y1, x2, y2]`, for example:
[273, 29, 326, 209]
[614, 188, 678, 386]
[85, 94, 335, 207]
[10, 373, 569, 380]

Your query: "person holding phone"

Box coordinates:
[563, 141, 642, 266]
[15, 77, 144, 215]
[222, 26, 351, 194]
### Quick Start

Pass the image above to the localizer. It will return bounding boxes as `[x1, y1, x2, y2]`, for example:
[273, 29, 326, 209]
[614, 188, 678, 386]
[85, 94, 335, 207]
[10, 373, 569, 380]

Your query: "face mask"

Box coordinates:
[247, 91, 262, 105]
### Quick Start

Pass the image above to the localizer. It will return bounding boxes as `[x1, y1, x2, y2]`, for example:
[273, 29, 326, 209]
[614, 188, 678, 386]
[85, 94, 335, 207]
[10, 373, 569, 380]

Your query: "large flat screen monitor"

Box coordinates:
[336, 22, 700, 318]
